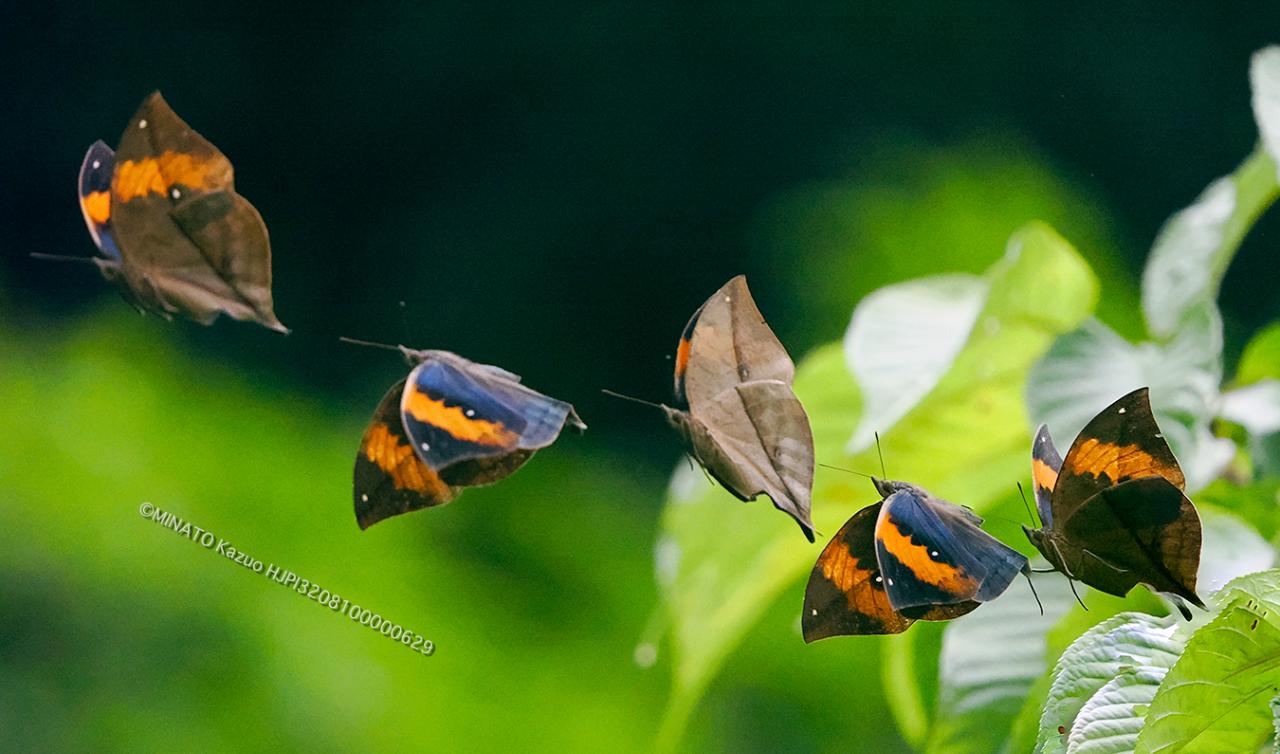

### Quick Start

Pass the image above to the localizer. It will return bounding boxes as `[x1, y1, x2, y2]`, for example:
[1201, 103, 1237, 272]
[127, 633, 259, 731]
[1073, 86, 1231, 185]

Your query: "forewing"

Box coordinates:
[1031, 424, 1064, 528]
[803, 503, 912, 639]
[110, 91, 285, 331]
[79, 141, 120, 259]
[1059, 477, 1204, 608]
[1052, 387, 1185, 526]
[683, 275, 795, 408]
[354, 379, 458, 529]
[401, 354, 582, 471]
[875, 489, 1029, 610]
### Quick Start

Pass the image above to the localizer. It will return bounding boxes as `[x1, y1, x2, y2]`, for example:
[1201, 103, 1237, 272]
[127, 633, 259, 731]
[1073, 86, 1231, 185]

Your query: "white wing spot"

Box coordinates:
[420, 442, 430, 451]
[1155, 433, 1163, 439]
[170, 188, 181, 199]
[138, 119, 148, 129]
[875, 576, 883, 583]
[930, 550, 939, 557]
[1118, 407, 1126, 414]
[360, 494, 369, 502]
[810, 609, 817, 616]
[465, 409, 475, 417]
[92, 160, 101, 169]
[887, 578, 894, 586]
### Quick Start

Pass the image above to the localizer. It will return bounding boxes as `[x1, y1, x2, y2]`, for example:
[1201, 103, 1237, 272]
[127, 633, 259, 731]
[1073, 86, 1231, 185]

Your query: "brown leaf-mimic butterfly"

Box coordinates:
[1024, 387, 1204, 619]
[59, 91, 287, 331]
[351, 340, 585, 529]
[651, 275, 815, 541]
[803, 477, 1030, 640]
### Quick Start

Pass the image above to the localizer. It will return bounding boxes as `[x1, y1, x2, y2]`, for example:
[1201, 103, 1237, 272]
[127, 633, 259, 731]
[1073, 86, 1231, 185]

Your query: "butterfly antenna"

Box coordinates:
[1022, 567, 1044, 616]
[338, 336, 403, 352]
[30, 253, 96, 264]
[601, 389, 666, 411]
[1017, 482, 1041, 528]
[874, 431, 887, 478]
[817, 462, 873, 480]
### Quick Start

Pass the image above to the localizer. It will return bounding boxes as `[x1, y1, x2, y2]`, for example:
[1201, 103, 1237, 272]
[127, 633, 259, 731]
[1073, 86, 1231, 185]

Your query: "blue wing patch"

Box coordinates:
[875, 489, 1029, 611]
[400, 356, 580, 470]
[78, 140, 121, 260]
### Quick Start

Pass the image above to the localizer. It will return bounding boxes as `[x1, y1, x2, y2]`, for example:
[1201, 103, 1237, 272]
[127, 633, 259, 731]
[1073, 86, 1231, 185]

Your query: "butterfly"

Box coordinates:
[352, 343, 586, 529]
[67, 91, 286, 332]
[661, 275, 815, 541]
[803, 477, 1030, 640]
[1024, 387, 1204, 619]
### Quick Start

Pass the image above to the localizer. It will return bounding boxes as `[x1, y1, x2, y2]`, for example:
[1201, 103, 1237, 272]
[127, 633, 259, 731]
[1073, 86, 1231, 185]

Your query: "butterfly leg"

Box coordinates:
[1051, 539, 1089, 612]
[1079, 548, 1129, 575]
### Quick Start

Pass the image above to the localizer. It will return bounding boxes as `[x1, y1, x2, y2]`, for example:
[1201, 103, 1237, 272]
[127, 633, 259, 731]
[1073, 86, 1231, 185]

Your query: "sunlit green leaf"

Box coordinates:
[844, 273, 986, 452]
[654, 224, 1096, 749]
[1139, 149, 1278, 340]
[1067, 665, 1169, 754]
[1135, 603, 1280, 754]
[1036, 613, 1183, 754]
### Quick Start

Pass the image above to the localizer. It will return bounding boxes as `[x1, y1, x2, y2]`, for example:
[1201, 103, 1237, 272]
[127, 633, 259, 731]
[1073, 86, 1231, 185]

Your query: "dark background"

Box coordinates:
[5, 3, 1279, 466]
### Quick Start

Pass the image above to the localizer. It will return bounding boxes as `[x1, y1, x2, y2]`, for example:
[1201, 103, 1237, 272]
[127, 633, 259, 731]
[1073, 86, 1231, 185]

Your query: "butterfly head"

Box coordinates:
[871, 477, 925, 499]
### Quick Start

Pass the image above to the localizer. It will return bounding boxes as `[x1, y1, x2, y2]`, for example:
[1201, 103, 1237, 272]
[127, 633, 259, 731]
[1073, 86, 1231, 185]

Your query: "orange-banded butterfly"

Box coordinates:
[351, 341, 585, 529]
[1023, 387, 1204, 619]
[803, 477, 1030, 640]
[63, 91, 287, 332]
[664, 275, 815, 541]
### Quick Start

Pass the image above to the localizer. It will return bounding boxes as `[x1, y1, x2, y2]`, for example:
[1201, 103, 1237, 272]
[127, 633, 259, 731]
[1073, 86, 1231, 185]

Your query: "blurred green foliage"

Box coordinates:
[5, 7, 1280, 753]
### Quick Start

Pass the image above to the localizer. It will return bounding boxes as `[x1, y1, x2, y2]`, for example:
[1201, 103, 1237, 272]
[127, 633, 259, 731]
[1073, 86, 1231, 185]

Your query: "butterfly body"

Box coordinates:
[1024, 388, 1204, 618]
[74, 92, 286, 332]
[354, 347, 585, 529]
[802, 478, 1029, 640]
[665, 275, 815, 541]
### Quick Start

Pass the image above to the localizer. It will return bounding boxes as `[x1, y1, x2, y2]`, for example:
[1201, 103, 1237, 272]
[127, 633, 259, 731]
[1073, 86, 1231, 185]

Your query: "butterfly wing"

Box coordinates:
[1031, 424, 1064, 528]
[1058, 477, 1204, 608]
[1050, 387, 1185, 527]
[79, 140, 121, 259]
[875, 488, 1030, 611]
[400, 353, 583, 474]
[109, 91, 286, 332]
[803, 502, 978, 640]
[683, 379, 815, 540]
[353, 379, 458, 529]
[680, 275, 795, 408]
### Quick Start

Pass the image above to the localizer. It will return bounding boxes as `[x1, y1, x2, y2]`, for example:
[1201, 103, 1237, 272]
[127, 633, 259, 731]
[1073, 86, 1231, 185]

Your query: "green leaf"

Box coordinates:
[1197, 479, 1280, 541]
[926, 569, 1074, 754]
[1221, 382, 1280, 438]
[1067, 665, 1169, 754]
[1026, 308, 1231, 493]
[1236, 323, 1280, 387]
[1212, 569, 1280, 624]
[652, 223, 1096, 749]
[1135, 603, 1280, 754]
[844, 273, 986, 452]
[1036, 613, 1183, 754]
[1252, 47, 1280, 171]
[1141, 46, 1280, 340]
[1197, 507, 1277, 600]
